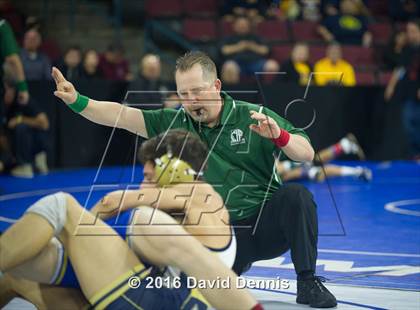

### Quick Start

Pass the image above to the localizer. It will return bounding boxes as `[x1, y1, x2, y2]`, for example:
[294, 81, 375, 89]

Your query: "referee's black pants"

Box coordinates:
[232, 183, 318, 276]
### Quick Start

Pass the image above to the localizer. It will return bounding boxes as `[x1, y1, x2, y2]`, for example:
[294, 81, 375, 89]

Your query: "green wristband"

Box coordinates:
[68, 92, 89, 113]
[16, 81, 28, 91]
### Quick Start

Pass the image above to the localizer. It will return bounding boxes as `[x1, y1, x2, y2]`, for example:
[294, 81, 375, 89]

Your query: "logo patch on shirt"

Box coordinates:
[231, 129, 246, 146]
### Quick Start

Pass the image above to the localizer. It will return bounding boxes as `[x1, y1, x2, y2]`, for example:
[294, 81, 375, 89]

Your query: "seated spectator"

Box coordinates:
[81, 49, 103, 79]
[278, 42, 312, 85]
[55, 46, 83, 80]
[3, 71, 50, 178]
[221, 60, 241, 85]
[19, 29, 52, 80]
[126, 54, 167, 107]
[318, 0, 372, 46]
[383, 31, 407, 70]
[301, 0, 322, 21]
[99, 43, 131, 81]
[314, 42, 356, 86]
[389, 0, 419, 22]
[385, 19, 420, 158]
[321, 0, 369, 17]
[275, 0, 301, 20]
[269, 0, 322, 21]
[220, 16, 279, 77]
[221, 0, 267, 23]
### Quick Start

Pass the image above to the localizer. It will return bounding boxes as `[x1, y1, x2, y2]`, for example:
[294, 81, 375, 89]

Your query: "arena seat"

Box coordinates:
[342, 46, 375, 68]
[367, 0, 388, 17]
[355, 71, 376, 85]
[291, 21, 322, 42]
[40, 39, 62, 63]
[183, 19, 217, 42]
[271, 45, 292, 64]
[369, 23, 392, 45]
[256, 20, 290, 42]
[145, 0, 182, 18]
[183, 0, 218, 17]
[220, 20, 235, 37]
[378, 71, 393, 85]
[309, 45, 327, 64]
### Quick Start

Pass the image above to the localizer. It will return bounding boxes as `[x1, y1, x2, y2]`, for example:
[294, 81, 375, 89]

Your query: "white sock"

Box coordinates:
[340, 166, 363, 176]
[339, 138, 352, 154]
[282, 161, 292, 172]
[308, 167, 321, 180]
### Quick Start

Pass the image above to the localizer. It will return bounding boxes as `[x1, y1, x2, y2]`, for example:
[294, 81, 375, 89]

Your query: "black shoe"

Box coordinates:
[297, 276, 337, 308]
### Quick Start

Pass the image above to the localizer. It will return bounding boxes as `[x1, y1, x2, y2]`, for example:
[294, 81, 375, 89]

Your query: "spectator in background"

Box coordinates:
[19, 29, 52, 80]
[56, 46, 83, 80]
[81, 49, 103, 79]
[383, 31, 407, 70]
[300, 0, 322, 21]
[318, 0, 372, 46]
[99, 43, 132, 81]
[221, 0, 267, 23]
[389, 0, 419, 22]
[221, 60, 241, 85]
[322, 0, 370, 17]
[220, 16, 279, 78]
[314, 42, 356, 86]
[3, 65, 50, 178]
[278, 42, 312, 85]
[269, 0, 322, 21]
[126, 54, 167, 107]
[385, 19, 420, 158]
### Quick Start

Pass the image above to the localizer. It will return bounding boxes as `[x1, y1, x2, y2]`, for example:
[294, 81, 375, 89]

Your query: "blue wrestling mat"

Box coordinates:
[1, 161, 419, 293]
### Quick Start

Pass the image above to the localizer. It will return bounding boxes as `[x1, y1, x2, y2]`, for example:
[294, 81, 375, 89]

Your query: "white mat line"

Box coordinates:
[318, 249, 420, 258]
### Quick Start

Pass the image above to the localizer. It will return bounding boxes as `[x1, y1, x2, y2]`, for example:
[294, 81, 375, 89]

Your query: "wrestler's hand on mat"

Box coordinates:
[249, 110, 281, 139]
[51, 67, 77, 104]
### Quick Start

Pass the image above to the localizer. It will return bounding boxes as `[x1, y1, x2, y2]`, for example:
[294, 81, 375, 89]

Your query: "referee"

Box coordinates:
[52, 51, 337, 308]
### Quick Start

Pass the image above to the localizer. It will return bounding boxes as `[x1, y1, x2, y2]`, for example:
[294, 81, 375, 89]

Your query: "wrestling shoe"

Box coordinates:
[297, 276, 337, 308]
[35, 151, 49, 174]
[358, 167, 372, 182]
[346, 133, 366, 160]
[11, 164, 33, 178]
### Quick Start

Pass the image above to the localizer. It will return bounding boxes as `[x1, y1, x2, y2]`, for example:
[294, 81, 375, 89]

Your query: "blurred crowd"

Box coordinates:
[0, 0, 419, 178]
[1, 0, 419, 86]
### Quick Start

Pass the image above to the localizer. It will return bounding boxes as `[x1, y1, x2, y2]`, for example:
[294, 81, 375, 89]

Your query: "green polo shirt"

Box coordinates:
[142, 92, 310, 221]
[0, 19, 19, 81]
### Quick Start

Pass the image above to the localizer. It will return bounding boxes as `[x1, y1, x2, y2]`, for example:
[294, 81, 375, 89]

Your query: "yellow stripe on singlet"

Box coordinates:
[90, 264, 150, 310]
[53, 250, 68, 285]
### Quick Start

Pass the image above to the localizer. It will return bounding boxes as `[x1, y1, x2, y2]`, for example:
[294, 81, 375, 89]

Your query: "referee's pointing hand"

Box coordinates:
[249, 110, 281, 139]
[52, 67, 77, 105]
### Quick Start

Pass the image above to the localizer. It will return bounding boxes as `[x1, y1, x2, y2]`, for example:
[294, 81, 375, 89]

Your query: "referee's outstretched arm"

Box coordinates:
[51, 67, 149, 138]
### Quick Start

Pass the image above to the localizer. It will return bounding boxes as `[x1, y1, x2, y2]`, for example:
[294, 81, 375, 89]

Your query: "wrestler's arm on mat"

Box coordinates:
[51, 67, 148, 137]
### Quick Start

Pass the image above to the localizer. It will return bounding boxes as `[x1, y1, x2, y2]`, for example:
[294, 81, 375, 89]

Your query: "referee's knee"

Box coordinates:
[281, 183, 316, 209]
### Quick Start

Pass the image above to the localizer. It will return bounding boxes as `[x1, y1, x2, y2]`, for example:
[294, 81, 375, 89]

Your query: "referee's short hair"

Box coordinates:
[175, 51, 217, 82]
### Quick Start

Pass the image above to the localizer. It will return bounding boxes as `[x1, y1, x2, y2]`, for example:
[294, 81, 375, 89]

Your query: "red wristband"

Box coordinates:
[251, 303, 264, 310]
[271, 129, 290, 148]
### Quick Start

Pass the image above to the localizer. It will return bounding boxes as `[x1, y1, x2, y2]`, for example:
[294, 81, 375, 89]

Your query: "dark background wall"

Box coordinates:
[29, 81, 410, 169]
